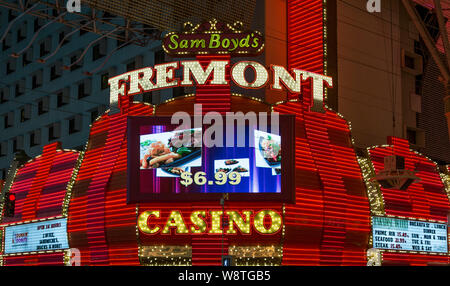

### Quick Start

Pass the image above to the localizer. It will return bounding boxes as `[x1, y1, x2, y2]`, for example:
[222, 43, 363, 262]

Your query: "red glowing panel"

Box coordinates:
[368, 137, 450, 222]
[1, 142, 79, 225]
[287, 0, 324, 106]
[67, 95, 153, 265]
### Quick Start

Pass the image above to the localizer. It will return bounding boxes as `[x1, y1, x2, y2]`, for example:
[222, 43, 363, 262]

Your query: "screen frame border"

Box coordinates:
[127, 115, 296, 203]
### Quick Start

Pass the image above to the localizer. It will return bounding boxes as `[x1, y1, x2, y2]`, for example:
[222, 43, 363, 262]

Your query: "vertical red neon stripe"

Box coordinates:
[195, 55, 231, 114]
[281, 0, 371, 265]
[67, 90, 152, 265]
[287, 0, 324, 106]
[21, 143, 58, 221]
[190, 54, 232, 265]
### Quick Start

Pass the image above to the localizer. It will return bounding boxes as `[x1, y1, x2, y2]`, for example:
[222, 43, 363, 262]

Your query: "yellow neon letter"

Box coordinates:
[208, 210, 223, 234]
[190, 210, 207, 234]
[162, 210, 189, 234]
[253, 210, 282, 234]
[138, 210, 160, 234]
[226, 211, 252, 234]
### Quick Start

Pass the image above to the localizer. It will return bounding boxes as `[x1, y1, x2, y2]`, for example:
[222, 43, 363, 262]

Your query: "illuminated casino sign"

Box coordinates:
[109, 60, 333, 111]
[109, 20, 332, 112]
[138, 209, 282, 235]
[372, 216, 448, 253]
[162, 19, 264, 57]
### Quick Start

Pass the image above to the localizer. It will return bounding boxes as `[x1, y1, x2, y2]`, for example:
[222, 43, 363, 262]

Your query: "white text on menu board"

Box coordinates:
[372, 217, 447, 253]
[36, 222, 63, 250]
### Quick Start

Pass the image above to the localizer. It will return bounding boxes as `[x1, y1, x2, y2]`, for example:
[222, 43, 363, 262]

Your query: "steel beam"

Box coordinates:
[402, 0, 450, 82]
[0, 0, 159, 47]
[433, 0, 450, 70]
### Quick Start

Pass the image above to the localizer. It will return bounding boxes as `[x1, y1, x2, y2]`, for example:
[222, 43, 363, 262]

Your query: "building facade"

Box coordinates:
[337, 0, 450, 163]
[0, 0, 448, 266]
[0, 6, 180, 180]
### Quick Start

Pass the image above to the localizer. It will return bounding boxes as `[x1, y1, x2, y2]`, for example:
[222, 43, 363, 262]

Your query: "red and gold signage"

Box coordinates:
[162, 19, 264, 57]
[137, 209, 282, 235]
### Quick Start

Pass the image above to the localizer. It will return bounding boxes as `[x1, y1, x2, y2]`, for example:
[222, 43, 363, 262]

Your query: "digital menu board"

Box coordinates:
[372, 216, 448, 253]
[4, 218, 69, 254]
[127, 115, 295, 202]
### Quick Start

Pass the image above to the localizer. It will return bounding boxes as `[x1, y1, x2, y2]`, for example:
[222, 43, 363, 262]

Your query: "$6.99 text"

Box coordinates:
[180, 171, 241, 187]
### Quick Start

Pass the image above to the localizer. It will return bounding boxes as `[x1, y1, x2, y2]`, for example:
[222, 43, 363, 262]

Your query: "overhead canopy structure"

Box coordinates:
[83, 0, 257, 31]
[0, 0, 161, 47]
[0, 0, 257, 76]
[413, 0, 450, 54]
[0, 0, 257, 46]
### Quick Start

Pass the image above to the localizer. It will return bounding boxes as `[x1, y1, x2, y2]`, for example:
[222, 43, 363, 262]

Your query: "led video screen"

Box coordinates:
[127, 115, 295, 202]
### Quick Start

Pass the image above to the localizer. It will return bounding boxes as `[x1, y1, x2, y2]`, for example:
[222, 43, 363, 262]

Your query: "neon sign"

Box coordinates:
[137, 209, 282, 235]
[109, 19, 333, 111]
[108, 60, 333, 111]
[162, 19, 265, 57]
